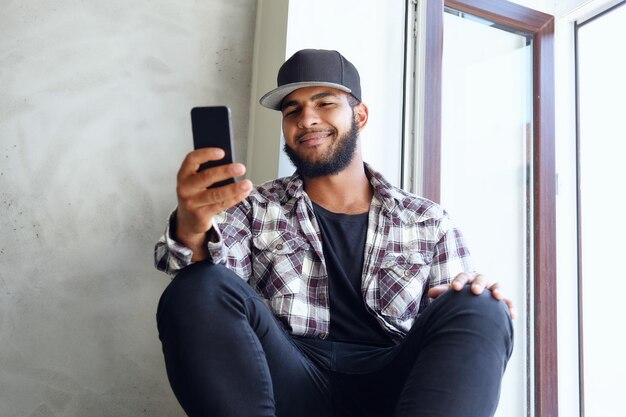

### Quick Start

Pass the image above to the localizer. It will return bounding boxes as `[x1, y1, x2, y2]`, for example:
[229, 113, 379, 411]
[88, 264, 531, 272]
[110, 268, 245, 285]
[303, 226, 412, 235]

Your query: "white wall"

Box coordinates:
[246, 0, 289, 184]
[509, 0, 586, 15]
[0, 1, 256, 415]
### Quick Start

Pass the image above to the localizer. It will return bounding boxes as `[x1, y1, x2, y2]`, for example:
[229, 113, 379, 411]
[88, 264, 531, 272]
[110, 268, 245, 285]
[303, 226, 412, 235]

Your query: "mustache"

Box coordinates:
[295, 128, 336, 142]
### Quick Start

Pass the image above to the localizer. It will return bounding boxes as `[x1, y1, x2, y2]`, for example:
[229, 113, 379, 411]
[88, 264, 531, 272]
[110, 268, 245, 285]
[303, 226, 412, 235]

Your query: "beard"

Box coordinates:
[283, 117, 359, 178]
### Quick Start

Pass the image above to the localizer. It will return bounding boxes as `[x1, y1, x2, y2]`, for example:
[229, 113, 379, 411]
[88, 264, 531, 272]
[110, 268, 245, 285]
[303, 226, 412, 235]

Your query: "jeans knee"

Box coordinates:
[172, 262, 242, 297]
[436, 286, 513, 348]
[464, 286, 513, 350]
[464, 286, 510, 321]
[157, 262, 243, 327]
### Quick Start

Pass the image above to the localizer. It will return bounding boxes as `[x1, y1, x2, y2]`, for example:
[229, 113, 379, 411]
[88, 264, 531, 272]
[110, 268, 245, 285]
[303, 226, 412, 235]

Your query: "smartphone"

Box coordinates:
[191, 106, 236, 188]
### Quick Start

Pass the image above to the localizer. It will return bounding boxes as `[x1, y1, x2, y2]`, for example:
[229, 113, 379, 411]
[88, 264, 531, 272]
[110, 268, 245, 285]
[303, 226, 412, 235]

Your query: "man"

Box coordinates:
[155, 49, 514, 417]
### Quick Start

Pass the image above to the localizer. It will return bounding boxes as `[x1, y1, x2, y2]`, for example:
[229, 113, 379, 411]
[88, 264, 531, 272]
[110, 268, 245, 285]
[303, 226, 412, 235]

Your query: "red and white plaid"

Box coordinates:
[154, 164, 473, 340]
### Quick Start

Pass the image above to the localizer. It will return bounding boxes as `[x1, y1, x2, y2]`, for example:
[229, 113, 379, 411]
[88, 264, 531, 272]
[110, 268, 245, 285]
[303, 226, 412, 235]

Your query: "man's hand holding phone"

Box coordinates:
[175, 149, 252, 261]
[174, 106, 253, 261]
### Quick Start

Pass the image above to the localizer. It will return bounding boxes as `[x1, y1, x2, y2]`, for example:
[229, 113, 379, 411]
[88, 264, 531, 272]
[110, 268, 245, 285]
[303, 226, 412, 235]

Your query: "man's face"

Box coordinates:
[280, 86, 362, 178]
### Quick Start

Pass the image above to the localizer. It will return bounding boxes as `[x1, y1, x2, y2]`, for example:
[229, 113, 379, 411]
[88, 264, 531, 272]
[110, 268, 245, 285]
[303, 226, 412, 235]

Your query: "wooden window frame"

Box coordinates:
[420, 1, 557, 416]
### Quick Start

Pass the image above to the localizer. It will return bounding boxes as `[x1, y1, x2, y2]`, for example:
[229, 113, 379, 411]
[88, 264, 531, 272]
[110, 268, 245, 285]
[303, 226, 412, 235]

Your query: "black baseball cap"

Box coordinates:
[259, 49, 361, 111]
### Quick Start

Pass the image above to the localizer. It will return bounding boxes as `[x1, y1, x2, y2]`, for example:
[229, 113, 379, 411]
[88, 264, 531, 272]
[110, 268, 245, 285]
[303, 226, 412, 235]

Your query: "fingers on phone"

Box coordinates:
[194, 147, 225, 161]
[205, 179, 252, 209]
[199, 163, 245, 188]
[179, 149, 227, 178]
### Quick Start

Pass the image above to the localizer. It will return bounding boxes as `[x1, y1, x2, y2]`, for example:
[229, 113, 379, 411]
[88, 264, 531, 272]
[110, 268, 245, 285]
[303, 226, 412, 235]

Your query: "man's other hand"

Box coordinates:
[427, 272, 517, 320]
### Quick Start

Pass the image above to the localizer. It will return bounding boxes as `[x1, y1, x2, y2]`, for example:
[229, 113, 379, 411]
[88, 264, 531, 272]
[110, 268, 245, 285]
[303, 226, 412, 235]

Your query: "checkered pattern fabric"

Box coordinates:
[154, 164, 473, 339]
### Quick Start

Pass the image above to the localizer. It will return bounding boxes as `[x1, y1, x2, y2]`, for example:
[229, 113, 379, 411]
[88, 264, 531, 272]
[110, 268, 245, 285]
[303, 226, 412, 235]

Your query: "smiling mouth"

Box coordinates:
[296, 129, 335, 144]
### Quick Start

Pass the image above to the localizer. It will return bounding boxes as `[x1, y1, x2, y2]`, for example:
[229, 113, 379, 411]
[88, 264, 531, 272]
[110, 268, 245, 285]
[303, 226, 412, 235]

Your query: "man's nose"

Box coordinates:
[297, 106, 320, 128]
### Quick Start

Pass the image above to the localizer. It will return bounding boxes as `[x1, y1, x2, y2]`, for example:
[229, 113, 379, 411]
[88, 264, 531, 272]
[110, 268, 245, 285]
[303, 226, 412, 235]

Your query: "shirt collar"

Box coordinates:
[282, 171, 305, 203]
[363, 163, 400, 213]
[280, 163, 400, 213]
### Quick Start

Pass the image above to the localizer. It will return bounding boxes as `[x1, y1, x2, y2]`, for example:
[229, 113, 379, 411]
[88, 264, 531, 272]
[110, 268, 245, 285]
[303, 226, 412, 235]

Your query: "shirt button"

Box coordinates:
[275, 243, 284, 251]
[404, 270, 411, 277]
[318, 333, 327, 339]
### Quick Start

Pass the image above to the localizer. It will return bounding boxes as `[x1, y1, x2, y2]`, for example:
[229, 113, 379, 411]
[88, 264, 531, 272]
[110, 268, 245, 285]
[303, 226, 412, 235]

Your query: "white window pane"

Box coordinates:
[441, 11, 532, 417]
[578, 4, 626, 416]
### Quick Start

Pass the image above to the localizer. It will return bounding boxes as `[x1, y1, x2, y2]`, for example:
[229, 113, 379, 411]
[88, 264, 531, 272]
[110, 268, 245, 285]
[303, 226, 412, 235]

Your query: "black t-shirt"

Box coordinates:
[312, 202, 394, 347]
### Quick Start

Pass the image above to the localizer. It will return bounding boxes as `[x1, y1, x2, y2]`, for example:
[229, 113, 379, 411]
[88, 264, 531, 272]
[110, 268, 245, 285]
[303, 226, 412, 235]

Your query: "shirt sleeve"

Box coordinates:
[153, 202, 255, 279]
[427, 213, 475, 287]
[153, 210, 195, 276]
[208, 202, 254, 280]
[417, 213, 474, 313]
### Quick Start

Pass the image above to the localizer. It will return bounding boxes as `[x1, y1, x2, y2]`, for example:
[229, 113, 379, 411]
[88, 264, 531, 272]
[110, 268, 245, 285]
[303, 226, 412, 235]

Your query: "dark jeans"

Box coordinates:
[157, 263, 513, 417]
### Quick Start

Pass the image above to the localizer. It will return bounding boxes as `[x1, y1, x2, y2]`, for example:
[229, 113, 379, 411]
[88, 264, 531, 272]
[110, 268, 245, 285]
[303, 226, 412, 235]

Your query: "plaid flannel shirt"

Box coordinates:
[154, 164, 473, 340]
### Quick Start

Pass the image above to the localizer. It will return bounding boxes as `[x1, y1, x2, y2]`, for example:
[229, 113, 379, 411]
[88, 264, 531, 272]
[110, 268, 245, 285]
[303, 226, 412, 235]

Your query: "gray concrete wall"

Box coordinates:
[0, 0, 256, 415]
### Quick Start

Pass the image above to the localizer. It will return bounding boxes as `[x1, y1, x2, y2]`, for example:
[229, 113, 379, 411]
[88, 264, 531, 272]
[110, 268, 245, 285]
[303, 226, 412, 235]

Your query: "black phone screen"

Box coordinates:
[191, 106, 236, 187]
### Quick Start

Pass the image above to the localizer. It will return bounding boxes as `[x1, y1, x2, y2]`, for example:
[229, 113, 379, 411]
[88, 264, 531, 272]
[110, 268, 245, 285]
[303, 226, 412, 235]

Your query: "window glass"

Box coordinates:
[441, 10, 533, 417]
[577, 3, 626, 416]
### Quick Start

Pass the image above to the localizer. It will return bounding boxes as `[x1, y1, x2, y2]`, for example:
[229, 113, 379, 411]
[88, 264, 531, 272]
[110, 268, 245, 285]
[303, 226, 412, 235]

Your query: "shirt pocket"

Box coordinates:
[251, 230, 309, 299]
[378, 251, 432, 321]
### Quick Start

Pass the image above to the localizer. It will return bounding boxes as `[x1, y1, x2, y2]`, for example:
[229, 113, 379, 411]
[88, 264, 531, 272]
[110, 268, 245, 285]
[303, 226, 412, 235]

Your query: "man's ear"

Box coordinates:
[354, 102, 369, 130]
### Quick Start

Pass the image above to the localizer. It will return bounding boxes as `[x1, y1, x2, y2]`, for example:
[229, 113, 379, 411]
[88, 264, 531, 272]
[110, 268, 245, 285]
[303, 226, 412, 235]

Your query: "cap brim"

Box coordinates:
[259, 81, 352, 110]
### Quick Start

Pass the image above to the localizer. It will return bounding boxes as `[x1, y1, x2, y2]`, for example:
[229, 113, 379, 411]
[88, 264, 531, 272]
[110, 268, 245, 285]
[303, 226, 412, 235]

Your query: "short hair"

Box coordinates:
[347, 94, 361, 108]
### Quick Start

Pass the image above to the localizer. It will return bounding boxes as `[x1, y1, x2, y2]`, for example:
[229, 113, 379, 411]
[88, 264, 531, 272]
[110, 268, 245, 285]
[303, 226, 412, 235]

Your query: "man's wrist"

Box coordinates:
[172, 210, 211, 261]
[179, 231, 208, 262]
